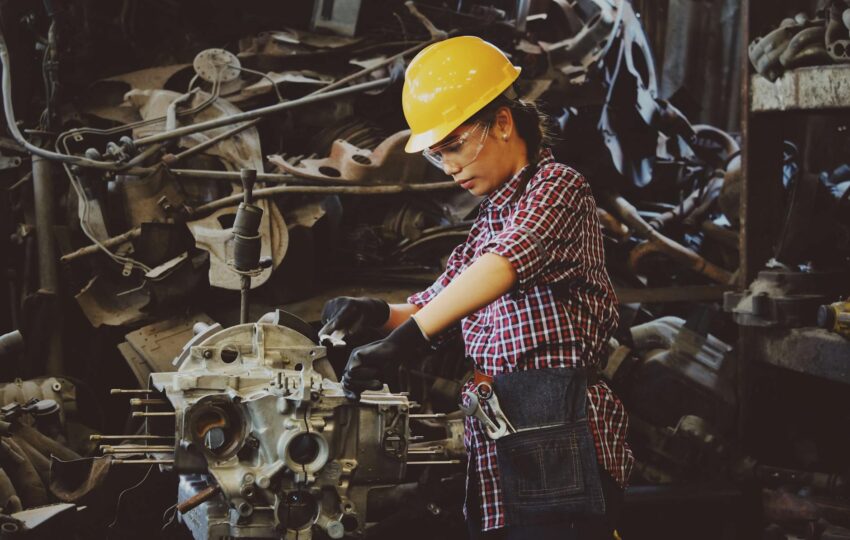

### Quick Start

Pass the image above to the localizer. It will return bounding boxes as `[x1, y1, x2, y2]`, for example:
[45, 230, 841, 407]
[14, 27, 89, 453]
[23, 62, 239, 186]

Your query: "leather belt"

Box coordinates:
[473, 369, 494, 387]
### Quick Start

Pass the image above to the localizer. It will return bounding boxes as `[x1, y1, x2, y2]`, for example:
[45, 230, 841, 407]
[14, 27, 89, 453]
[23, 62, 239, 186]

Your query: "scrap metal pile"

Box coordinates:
[0, 0, 843, 538]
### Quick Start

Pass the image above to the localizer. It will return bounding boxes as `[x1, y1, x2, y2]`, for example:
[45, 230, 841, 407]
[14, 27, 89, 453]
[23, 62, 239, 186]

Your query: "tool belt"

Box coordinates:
[465, 366, 606, 525]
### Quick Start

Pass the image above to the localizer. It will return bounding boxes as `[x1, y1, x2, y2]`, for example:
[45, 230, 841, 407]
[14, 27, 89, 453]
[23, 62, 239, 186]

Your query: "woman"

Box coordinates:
[320, 36, 633, 539]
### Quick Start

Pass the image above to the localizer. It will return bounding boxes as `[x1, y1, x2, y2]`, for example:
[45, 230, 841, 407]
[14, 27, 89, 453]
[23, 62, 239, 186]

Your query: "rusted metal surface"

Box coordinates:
[751, 65, 850, 111]
[270, 130, 429, 184]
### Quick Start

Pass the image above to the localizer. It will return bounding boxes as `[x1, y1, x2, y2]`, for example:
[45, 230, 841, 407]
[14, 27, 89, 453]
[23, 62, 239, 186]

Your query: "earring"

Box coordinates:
[502, 133, 508, 140]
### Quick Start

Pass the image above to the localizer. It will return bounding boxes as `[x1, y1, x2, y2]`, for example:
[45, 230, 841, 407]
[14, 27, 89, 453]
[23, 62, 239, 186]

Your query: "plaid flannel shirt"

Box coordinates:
[408, 149, 633, 531]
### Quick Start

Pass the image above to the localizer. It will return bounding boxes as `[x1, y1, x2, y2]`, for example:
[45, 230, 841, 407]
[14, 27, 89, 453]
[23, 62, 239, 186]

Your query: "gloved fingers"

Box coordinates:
[320, 302, 366, 343]
[342, 376, 383, 399]
[344, 365, 381, 382]
[320, 297, 349, 325]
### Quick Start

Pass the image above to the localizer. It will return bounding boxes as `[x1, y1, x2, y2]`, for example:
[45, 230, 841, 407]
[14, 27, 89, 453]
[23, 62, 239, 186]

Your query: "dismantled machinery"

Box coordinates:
[0, 0, 847, 538]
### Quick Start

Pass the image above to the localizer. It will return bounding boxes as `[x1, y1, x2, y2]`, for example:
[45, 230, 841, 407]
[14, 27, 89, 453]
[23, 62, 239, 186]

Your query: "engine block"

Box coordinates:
[149, 322, 411, 539]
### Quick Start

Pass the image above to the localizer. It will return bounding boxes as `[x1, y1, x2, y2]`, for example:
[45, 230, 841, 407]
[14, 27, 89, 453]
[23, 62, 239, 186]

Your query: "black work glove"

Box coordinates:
[342, 318, 429, 398]
[319, 297, 390, 347]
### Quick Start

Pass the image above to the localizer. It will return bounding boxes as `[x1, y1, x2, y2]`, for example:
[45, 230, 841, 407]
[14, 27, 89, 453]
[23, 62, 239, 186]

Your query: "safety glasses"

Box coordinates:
[422, 122, 490, 171]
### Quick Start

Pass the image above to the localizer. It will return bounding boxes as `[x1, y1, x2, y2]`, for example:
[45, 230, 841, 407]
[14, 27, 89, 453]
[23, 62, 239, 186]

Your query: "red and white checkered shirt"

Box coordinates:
[408, 149, 634, 531]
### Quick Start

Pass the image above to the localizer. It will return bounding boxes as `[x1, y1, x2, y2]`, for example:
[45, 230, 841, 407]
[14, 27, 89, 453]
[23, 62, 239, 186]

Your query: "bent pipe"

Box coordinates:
[608, 194, 733, 284]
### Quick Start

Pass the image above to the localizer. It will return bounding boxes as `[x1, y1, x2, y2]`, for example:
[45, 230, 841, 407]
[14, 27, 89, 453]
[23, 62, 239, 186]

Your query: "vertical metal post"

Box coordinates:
[32, 155, 58, 295]
[31, 154, 62, 375]
[240, 275, 250, 325]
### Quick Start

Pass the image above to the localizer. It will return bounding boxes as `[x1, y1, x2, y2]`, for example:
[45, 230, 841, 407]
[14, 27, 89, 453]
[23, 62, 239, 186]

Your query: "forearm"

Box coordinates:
[413, 253, 517, 337]
[381, 303, 421, 332]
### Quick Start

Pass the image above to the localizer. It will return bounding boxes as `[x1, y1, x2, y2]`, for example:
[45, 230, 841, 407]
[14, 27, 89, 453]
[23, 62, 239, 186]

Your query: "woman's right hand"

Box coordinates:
[318, 297, 390, 347]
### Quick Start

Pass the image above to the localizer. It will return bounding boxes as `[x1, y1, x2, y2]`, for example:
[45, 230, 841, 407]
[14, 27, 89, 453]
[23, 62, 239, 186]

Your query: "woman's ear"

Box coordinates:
[494, 106, 513, 139]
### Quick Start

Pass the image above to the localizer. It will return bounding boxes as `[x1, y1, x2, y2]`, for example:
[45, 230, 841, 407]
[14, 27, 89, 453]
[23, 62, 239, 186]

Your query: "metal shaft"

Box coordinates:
[177, 485, 221, 514]
[111, 459, 174, 465]
[132, 411, 176, 417]
[240, 275, 250, 324]
[129, 398, 168, 406]
[406, 460, 462, 466]
[102, 445, 174, 453]
[134, 77, 390, 146]
[90, 435, 174, 441]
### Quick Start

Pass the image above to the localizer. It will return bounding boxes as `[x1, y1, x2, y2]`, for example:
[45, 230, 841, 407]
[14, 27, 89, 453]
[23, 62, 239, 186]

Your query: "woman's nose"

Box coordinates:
[443, 161, 461, 175]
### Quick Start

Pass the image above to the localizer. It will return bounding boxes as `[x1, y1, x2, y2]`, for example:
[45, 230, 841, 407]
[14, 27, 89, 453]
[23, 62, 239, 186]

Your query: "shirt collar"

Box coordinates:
[484, 148, 555, 209]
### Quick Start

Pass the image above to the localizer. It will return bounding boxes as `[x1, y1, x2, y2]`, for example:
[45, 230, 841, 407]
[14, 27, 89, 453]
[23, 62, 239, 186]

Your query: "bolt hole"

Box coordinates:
[318, 166, 341, 177]
[221, 348, 239, 364]
[351, 154, 371, 165]
[294, 363, 303, 371]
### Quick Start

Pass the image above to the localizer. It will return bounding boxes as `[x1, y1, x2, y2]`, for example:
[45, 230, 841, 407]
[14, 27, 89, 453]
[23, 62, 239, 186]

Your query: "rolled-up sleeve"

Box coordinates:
[481, 167, 590, 291]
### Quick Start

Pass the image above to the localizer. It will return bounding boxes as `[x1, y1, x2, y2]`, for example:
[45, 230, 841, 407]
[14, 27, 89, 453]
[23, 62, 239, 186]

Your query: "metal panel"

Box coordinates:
[751, 66, 850, 112]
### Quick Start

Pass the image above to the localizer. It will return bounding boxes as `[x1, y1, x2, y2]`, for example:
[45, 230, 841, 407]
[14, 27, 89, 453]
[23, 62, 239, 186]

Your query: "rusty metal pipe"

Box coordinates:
[597, 208, 630, 239]
[60, 227, 142, 263]
[177, 484, 221, 514]
[608, 194, 733, 284]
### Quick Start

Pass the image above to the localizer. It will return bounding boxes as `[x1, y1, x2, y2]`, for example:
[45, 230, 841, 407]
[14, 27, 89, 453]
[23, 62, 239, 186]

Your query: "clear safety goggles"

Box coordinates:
[422, 122, 490, 171]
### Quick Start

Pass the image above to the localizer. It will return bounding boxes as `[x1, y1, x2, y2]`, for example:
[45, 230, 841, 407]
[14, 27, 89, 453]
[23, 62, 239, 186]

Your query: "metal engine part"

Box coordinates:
[150, 322, 412, 540]
[749, 14, 830, 82]
[605, 316, 736, 433]
[0, 377, 76, 423]
[724, 268, 850, 328]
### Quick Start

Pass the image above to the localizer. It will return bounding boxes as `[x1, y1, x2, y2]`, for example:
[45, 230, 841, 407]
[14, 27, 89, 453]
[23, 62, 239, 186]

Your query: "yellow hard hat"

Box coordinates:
[402, 36, 521, 153]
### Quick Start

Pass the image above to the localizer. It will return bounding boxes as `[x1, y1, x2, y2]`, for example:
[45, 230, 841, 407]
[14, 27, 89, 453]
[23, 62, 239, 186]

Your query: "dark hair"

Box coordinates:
[466, 93, 554, 163]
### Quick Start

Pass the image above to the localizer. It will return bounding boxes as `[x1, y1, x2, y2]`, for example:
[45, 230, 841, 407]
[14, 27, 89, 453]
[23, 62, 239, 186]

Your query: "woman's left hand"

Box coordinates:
[342, 318, 429, 398]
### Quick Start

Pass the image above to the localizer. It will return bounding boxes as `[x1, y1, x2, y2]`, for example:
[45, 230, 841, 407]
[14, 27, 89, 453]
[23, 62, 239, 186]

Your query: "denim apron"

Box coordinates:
[492, 367, 606, 526]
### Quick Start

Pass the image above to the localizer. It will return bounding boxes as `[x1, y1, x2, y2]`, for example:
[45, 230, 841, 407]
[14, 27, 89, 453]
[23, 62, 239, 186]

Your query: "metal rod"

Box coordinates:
[59, 180, 458, 263]
[409, 414, 447, 419]
[191, 181, 458, 218]
[129, 398, 169, 407]
[111, 389, 155, 395]
[90, 435, 174, 441]
[134, 78, 390, 147]
[111, 459, 174, 465]
[132, 412, 176, 417]
[61, 227, 142, 263]
[102, 446, 174, 453]
[406, 460, 462, 465]
[177, 485, 222, 514]
[164, 119, 259, 166]
[240, 275, 250, 324]
[167, 168, 300, 183]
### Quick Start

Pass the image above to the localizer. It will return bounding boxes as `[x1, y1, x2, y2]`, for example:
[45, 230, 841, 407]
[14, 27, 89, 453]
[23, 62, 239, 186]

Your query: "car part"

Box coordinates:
[138, 319, 436, 540]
